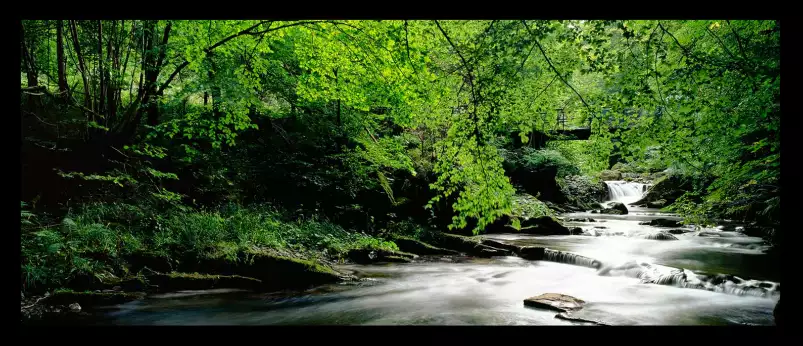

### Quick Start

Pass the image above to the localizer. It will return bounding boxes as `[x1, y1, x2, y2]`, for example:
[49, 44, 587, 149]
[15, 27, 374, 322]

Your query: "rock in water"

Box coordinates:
[517, 246, 546, 260]
[524, 293, 586, 312]
[68, 303, 81, 313]
[645, 232, 679, 241]
[600, 202, 628, 215]
[667, 229, 687, 234]
[639, 218, 681, 227]
[647, 199, 667, 208]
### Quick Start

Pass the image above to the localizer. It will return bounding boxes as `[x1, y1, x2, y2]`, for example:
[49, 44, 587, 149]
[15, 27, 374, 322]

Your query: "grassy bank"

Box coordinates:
[21, 202, 400, 294]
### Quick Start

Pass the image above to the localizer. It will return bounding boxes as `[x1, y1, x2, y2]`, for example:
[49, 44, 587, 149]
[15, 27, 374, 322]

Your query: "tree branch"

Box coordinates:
[522, 20, 592, 115]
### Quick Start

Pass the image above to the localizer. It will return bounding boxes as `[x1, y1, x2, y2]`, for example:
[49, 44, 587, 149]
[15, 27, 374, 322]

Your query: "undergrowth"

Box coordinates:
[20, 202, 399, 293]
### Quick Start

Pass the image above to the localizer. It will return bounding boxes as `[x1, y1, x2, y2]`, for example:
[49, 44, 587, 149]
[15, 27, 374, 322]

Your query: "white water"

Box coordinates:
[604, 181, 649, 206]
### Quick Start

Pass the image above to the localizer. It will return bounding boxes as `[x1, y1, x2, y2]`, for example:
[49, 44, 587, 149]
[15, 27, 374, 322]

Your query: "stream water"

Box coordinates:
[84, 182, 779, 325]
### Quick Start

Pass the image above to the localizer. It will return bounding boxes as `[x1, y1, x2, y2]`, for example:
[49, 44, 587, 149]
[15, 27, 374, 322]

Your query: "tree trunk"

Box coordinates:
[20, 22, 38, 88]
[334, 68, 341, 127]
[98, 20, 105, 116]
[56, 20, 68, 95]
[69, 20, 92, 110]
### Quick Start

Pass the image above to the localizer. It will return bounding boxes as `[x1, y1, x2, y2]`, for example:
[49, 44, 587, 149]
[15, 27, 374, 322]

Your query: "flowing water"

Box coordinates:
[86, 182, 779, 325]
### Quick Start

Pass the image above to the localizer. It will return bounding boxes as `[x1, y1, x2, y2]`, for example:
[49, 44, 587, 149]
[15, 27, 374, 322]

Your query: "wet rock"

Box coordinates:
[589, 203, 603, 210]
[590, 210, 599, 214]
[600, 202, 628, 215]
[519, 216, 571, 235]
[667, 229, 688, 234]
[569, 227, 584, 235]
[599, 170, 622, 181]
[425, 233, 512, 257]
[554, 312, 607, 325]
[517, 246, 546, 260]
[645, 232, 679, 241]
[593, 226, 608, 229]
[392, 237, 460, 256]
[524, 293, 586, 312]
[568, 217, 596, 222]
[639, 218, 681, 227]
[68, 303, 81, 313]
[647, 199, 667, 208]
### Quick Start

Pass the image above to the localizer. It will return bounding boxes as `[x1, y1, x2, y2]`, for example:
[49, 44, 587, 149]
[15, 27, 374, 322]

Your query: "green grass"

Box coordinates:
[20, 202, 398, 293]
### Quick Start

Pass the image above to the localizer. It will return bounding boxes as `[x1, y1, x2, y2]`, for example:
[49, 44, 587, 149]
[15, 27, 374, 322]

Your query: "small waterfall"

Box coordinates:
[543, 249, 602, 269]
[599, 262, 779, 298]
[604, 181, 647, 205]
[604, 181, 647, 201]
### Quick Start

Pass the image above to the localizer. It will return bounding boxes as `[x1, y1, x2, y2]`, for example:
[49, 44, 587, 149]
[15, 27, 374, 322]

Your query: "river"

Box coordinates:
[82, 181, 780, 325]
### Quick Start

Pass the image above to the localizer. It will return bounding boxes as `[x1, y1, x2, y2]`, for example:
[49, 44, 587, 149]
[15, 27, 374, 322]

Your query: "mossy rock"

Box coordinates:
[392, 236, 460, 256]
[176, 247, 343, 291]
[47, 290, 145, 308]
[146, 272, 263, 292]
[599, 170, 622, 181]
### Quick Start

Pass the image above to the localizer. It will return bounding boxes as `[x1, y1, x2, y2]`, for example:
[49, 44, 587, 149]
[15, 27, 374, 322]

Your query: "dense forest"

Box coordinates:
[20, 20, 780, 323]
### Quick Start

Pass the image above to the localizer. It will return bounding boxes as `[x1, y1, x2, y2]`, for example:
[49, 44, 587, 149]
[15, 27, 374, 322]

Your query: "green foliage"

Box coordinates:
[508, 148, 581, 177]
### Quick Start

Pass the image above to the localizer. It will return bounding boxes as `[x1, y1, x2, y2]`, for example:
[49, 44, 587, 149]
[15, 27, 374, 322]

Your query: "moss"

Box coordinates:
[175, 246, 343, 291]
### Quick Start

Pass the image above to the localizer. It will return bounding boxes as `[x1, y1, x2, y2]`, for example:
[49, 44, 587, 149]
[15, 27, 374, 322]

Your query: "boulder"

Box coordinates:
[599, 170, 622, 181]
[600, 202, 628, 215]
[589, 203, 603, 210]
[424, 232, 512, 257]
[639, 218, 681, 227]
[518, 246, 546, 260]
[392, 237, 460, 256]
[569, 227, 584, 235]
[523, 293, 586, 312]
[178, 247, 345, 291]
[518, 216, 571, 235]
[644, 232, 679, 241]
